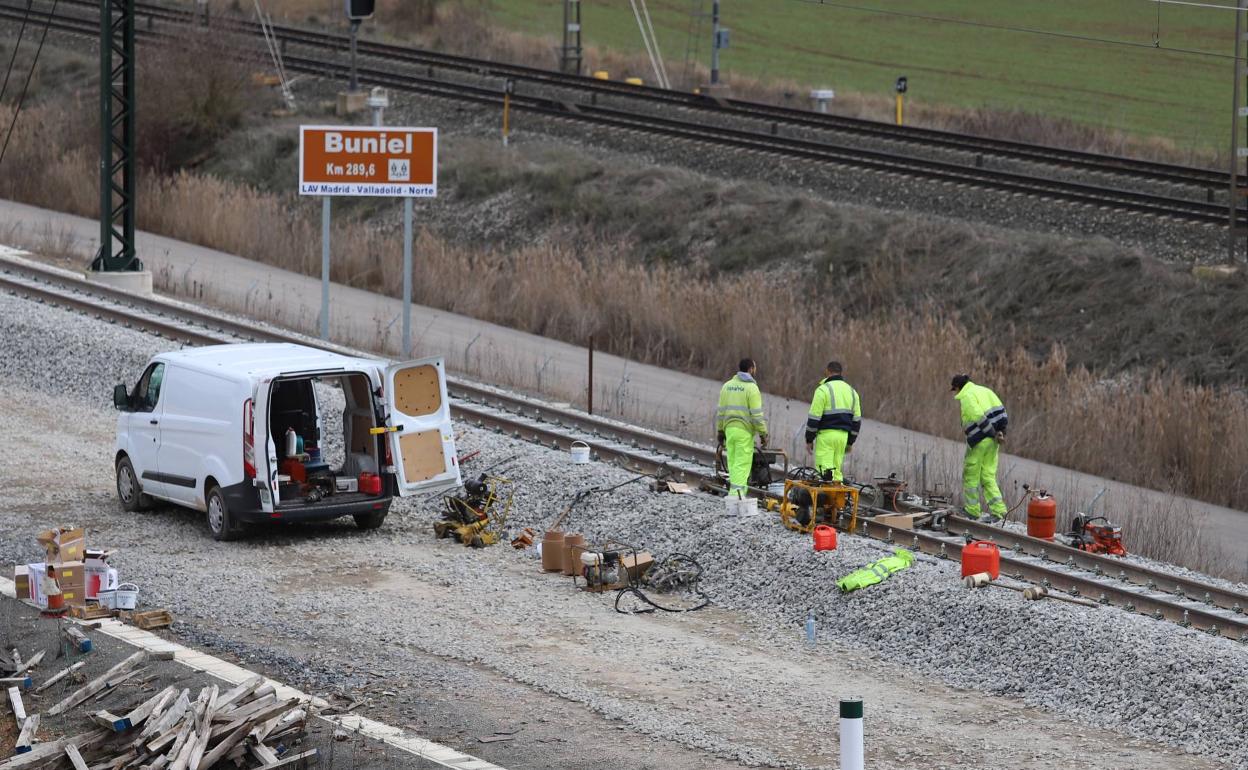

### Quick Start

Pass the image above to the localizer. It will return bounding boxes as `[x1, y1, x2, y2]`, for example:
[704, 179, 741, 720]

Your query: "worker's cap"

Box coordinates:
[950, 374, 969, 392]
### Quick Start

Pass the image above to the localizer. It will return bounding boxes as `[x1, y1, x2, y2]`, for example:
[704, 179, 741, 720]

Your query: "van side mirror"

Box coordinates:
[113, 384, 131, 411]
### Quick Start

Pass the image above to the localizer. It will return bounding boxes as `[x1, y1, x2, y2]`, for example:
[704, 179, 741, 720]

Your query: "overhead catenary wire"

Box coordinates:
[1139, 0, 1248, 9]
[0, 0, 33, 105]
[0, 0, 56, 172]
[638, 0, 671, 88]
[628, 0, 662, 87]
[629, 0, 671, 88]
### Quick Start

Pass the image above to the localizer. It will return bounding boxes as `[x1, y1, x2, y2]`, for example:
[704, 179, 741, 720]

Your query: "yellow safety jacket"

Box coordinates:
[804, 376, 861, 445]
[716, 373, 767, 436]
[954, 381, 1008, 447]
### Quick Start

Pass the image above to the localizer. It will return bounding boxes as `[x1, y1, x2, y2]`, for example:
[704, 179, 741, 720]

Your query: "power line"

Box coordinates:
[1145, 0, 1247, 10]
[0, 0, 59, 172]
[787, 0, 1241, 60]
[0, 0, 35, 105]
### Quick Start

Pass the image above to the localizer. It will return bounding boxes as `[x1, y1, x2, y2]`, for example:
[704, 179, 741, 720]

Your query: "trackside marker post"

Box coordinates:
[895, 76, 907, 126]
[298, 126, 438, 348]
[840, 698, 864, 770]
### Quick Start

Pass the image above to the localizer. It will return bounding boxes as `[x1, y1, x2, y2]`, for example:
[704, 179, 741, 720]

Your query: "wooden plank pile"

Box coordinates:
[4, 647, 46, 756]
[117, 613, 172, 632]
[3, 650, 316, 770]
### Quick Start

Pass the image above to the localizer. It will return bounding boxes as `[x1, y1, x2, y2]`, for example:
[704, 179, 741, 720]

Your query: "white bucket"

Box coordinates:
[115, 583, 139, 611]
[739, 498, 759, 516]
[570, 441, 591, 464]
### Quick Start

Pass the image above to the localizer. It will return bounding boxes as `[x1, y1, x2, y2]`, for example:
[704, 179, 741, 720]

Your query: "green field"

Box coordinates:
[488, 0, 1238, 150]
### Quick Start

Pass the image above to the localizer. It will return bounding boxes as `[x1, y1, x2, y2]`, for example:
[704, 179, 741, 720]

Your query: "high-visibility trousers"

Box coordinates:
[814, 429, 849, 482]
[963, 439, 1007, 519]
[724, 424, 754, 500]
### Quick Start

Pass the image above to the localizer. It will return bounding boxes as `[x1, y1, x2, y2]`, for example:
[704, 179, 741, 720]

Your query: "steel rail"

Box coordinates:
[950, 515, 1248, 613]
[61, 0, 1232, 190]
[0, 3, 1231, 225]
[858, 518, 1247, 639]
[0, 255, 713, 464]
[2, 259, 1245, 640]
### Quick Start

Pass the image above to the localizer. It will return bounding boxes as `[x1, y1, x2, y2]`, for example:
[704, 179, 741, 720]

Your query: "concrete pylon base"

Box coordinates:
[336, 90, 367, 116]
[87, 269, 153, 295]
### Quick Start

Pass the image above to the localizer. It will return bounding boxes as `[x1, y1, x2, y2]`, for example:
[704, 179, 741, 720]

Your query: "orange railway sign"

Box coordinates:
[299, 125, 437, 197]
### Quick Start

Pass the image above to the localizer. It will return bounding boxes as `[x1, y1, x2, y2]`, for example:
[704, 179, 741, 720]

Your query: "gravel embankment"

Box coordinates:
[0, 289, 1242, 770]
[352, 75, 1226, 265]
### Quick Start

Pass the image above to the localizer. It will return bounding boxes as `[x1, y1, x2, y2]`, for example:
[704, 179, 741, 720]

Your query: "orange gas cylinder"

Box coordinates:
[813, 525, 837, 551]
[961, 540, 1000, 579]
[1027, 493, 1058, 540]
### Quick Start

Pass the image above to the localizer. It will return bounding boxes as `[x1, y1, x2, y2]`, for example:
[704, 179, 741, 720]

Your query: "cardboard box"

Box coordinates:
[621, 551, 655, 581]
[13, 565, 30, 600]
[27, 563, 47, 609]
[53, 560, 86, 605]
[870, 512, 931, 530]
[37, 527, 85, 564]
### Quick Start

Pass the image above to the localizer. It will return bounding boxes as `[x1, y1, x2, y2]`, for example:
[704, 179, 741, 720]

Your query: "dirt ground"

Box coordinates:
[0, 379, 1232, 770]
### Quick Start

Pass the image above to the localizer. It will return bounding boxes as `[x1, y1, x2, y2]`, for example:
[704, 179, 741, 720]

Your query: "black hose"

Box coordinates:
[614, 553, 709, 614]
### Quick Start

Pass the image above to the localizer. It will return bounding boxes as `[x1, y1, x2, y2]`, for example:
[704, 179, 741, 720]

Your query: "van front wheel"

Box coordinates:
[206, 486, 240, 541]
[116, 456, 152, 512]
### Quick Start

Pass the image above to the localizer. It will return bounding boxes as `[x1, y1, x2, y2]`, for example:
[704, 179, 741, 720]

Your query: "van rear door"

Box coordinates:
[383, 357, 460, 495]
[252, 378, 277, 512]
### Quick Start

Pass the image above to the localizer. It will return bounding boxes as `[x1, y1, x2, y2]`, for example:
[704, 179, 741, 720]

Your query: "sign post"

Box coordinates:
[299, 125, 438, 352]
[895, 76, 908, 126]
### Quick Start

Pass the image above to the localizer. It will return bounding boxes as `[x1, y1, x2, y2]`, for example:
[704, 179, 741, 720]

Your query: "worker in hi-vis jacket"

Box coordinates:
[716, 359, 768, 500]
[951, 374, 1010, 521]
[804, 361, 862, 483]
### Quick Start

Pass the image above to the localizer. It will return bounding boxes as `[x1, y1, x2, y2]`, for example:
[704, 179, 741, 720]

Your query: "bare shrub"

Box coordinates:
[135, 28, 260, 170]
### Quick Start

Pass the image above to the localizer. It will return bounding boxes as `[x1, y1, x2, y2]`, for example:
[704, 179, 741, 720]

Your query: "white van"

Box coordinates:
[112, 343, 461, 540]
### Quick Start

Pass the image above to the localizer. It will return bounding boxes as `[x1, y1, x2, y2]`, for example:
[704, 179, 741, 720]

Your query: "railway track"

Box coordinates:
[2, 255, 1246, 641]
[62, 0, 1233, 192]
[0, 0, 1235, 226]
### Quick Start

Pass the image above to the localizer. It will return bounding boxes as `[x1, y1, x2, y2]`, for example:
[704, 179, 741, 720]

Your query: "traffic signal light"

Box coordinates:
[345, 0, 374, 20]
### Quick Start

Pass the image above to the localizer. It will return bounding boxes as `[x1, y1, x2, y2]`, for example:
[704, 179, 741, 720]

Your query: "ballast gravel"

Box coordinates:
[0, 288, 1243, 769]
[452, 430, 1248, 766]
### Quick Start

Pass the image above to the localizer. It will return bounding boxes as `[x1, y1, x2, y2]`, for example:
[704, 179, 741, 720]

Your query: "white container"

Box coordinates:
[97, 588, 117, 610]
[114, 583, 139, 611]
[724, 497, 740, 516]
[335, 477, 359, 493]
[570, 441, 591, 464]
[739, 498, 759, 516]
[285, 428, 298, 458]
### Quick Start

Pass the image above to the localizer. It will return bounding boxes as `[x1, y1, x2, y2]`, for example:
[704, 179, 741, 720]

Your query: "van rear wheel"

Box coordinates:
[116, 456, 152, 512]
[353, 510, 387, 530]
[206, 485, 240, 541]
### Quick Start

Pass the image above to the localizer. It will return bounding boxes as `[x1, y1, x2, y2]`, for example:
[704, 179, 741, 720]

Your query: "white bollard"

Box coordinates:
[840, 698, 864, 770]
